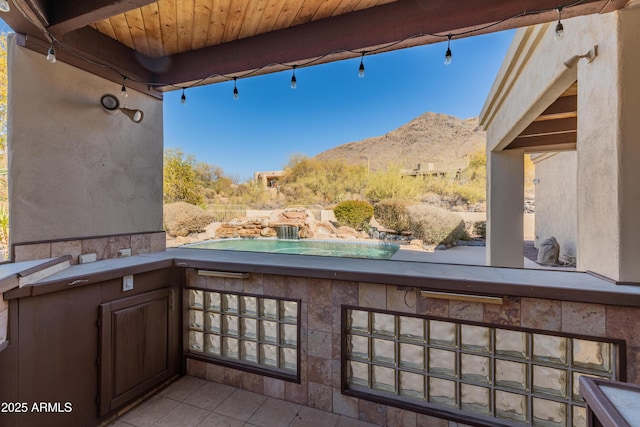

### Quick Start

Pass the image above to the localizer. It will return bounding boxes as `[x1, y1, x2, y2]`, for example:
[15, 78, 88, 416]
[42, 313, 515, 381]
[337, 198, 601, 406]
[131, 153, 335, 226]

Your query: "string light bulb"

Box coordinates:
[290, 66, 297, 89]
[180, 89, 186, 104]
[358, 53, 365, 78]
[121, 77, 128, 99]
[444, 35, 453, 65]
[0, 0, 10, 13]
[555, 7, 565, 40]
[233, 78, 239, 100]
[46, 43, 56, 63]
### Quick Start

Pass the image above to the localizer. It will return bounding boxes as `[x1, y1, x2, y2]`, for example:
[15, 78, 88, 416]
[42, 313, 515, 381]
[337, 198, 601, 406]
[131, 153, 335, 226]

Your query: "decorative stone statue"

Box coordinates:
[537, 236, 560, 265]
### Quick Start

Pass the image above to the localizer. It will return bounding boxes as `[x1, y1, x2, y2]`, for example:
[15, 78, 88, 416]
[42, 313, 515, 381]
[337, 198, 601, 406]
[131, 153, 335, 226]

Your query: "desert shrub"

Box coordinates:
[374, 199, 416, 232]
[163, 202, 214, 237]
[474, 221, 487, 239]
[406, 204, 467, 245]
[334, 200, 374, 229]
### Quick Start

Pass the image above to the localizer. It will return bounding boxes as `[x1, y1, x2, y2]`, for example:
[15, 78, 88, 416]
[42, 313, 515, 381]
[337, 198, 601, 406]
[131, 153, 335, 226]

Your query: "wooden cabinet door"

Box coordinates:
[98, 288, 176, 416]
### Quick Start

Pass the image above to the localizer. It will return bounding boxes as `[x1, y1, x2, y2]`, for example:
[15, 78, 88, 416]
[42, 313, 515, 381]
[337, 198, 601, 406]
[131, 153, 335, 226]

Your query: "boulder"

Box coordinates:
[537, 237, 560, 265]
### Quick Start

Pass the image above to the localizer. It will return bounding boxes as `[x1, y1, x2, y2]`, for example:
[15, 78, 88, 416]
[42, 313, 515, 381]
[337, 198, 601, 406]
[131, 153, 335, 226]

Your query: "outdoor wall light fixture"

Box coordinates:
[100, 94, 144, 124]
[563, 45, 598, 69]
[0, 0, 10, 12]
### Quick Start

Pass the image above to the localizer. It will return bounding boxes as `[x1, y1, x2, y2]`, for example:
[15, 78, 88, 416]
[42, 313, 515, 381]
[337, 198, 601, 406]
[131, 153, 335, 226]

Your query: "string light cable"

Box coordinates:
[30, 0, 587, 102]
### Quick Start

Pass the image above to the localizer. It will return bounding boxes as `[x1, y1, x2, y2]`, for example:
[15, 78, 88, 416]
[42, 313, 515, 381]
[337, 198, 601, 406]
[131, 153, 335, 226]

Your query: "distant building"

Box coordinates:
[254, 170, 285, 188]
[401, 160, 468, 179]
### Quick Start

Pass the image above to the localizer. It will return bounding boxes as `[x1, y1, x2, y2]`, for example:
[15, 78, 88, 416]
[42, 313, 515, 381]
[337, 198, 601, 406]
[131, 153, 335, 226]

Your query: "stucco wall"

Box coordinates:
[534, 152, 577, 259]
[7, 35, 163, 245]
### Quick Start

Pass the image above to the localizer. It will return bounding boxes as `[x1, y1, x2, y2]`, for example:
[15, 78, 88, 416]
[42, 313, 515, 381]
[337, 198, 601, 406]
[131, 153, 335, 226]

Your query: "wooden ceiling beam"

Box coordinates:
[154, 0, 621, 89]
[509, 131, 577, 149]
[519, 117, 578, 138]
[47, 0, 158, 36]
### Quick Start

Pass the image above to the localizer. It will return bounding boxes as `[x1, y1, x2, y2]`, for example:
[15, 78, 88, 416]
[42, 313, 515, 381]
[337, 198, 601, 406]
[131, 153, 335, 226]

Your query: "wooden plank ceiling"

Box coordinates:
[1, 0, 631, 97]
[506, 83, 578, 152]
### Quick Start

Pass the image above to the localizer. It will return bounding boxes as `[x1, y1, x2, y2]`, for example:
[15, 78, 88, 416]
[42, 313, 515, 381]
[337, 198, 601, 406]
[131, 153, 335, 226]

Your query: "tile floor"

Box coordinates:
[109, 376, 380, 427]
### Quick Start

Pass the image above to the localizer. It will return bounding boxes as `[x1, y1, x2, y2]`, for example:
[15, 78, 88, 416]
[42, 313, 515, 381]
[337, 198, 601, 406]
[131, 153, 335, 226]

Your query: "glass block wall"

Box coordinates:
[187, 289, 299, 378]
[344, 308, 619, 427]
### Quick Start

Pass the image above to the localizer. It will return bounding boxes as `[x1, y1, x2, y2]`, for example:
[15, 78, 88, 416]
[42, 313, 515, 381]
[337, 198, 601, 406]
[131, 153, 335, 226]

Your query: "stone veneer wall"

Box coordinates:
[185, 271, 640, 427]
[12, 232, 166, 263]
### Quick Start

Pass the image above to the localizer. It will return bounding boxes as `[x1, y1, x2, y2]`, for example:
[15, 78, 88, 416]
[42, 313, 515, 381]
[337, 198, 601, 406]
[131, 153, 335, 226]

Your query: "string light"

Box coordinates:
[121, 77, 128, 99]
[290, 66, 297, 89]
[34, 2, 580, 95]
[46, 43, 56, 63]
[555, 7, 565, 40]
[233, 77, 239, 100]
[444, 35, 453, 65]
[180, 88, 186, 104]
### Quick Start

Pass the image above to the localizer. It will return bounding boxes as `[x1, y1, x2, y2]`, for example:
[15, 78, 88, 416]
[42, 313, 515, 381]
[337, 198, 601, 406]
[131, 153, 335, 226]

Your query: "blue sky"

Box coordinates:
[2, 19, 514, 181]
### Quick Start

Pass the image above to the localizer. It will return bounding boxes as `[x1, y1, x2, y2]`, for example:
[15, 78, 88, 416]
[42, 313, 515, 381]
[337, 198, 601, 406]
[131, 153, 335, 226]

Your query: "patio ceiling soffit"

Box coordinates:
[1, 0, 630, 99]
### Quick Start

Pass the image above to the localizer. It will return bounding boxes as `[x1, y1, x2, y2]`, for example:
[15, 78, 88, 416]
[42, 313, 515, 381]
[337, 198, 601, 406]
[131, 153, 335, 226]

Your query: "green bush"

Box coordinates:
[333, 200, 374, 229]
[406, 204, 467, 245]
[473, 221, 487, 239]
[373, 199, 416, 232]
[163, 202, 214, 237]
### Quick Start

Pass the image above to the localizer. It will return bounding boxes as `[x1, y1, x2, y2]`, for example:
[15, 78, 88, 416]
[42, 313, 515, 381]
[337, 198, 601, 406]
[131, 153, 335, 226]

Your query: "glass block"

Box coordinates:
[223, 337, 239, 359]
[400, 371, 425, 399]
[281, 301, 298, 322]
[429, 320, 456, 347]
[205, 334, 220, 355]
[373, 313, 395, 336]
[429, 378, 456, 407]
[496, 391, 527, 423]
[241, 341, 258, 363]
[533, 335, 567, 365]
[461, 354, 490, 383]
[260, 344, 278, 367]
[223, 294, 238, 313]
[429, 348, 456, 377]
[189, 331, 204, 352]
[347, 361, 369, 386]
[189, 289, 203, 309]
[372, 365, 396, 393]
[372, 338, 395, 365]
[399, 343, 425, 370]
[533, 398, 567, 427]
[281, 323, 297, 346]
[261, 299, 278, 319]
[496, 329, 528, 358]
[241, 296, 257, 316]
[281, 348, 297, 371]
[461, 324, 491, 353]
[572, 406, 587, 427]
[205, 292, 221, 311]
[261, 320, 278, 343]
[205, 312, 221, 333]
[572, 373, 605, 401]
[347, 334, 369, 360]
[189, 309, 204, 330]
[533, 365, 567, 398]
[399, 316, 424, 342]
[496, 359, 528, 391]
[348, 310, 369, 333]
[241, 318, 257, 339]
[572, 339, 610, 372]
[224, 315, 239, 336]
[461, 384, 490, 415]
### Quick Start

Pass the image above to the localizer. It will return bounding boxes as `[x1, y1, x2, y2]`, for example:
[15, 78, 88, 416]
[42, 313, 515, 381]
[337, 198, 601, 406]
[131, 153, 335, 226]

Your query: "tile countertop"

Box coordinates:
[3, 248, 640, 307]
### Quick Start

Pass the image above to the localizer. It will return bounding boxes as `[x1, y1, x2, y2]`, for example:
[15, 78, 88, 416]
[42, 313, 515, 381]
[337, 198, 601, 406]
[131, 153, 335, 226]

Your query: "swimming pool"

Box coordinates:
[186, 239, 400, 260]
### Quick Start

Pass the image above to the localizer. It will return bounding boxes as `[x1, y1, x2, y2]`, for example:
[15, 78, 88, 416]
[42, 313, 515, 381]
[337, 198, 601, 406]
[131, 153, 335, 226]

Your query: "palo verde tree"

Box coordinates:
[163, 148, 204, 206]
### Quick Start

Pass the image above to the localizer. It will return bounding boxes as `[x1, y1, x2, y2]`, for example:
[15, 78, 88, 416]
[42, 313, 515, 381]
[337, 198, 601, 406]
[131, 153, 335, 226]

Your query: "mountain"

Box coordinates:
[314, 112, 485, 171]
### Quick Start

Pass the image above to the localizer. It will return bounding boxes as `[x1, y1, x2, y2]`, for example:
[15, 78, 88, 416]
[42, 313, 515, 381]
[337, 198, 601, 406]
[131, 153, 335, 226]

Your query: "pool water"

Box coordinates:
[186, 239, 400, 260]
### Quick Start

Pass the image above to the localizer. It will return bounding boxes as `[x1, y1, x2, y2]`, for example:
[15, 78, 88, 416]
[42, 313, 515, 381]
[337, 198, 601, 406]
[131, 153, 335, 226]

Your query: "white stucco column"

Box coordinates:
[577, 6, 640, 282]
[486, 149, 524, 268]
